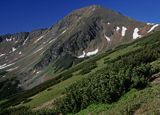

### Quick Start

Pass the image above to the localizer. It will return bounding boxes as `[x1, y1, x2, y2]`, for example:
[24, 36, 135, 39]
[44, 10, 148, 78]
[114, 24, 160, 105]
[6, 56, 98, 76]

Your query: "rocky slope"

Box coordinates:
[0, 5, 160, 89]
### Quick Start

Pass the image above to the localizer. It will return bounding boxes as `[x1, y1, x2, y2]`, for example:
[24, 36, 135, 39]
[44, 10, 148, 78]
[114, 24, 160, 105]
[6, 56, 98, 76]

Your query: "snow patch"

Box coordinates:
[36, 71, 41, 74]
[148, 24, 159, 33]
[23, 37, 29, 45]
[133, 28, 142, 39]
[49, 29, 67, 44]
[12, 47, 16, 52]
[0, 54, 5, 57]
[6, 38, 12, 42]
[121, 26, 127, 37]
[86, 49, 98, 57]
[33, 47, 43, 54]
[15, 40, 18, 43]
[12, 37, 15, 41]
[78, 51, 86, 58]
[77, 49, 99, 58]
[0, 64, 6, 68]
[116, 26, 120, 31]
[7, 66, 18, 72]
[0, 63, 15, 70]
[104, 34, 111, 42]
[49, 39, 56, 44]
[147, 23, 155, 25]
[34, 35, 44, 44]
[19, 52, 22, 55]
[61, 29, 67, 34]
[33, 70, 36, 73]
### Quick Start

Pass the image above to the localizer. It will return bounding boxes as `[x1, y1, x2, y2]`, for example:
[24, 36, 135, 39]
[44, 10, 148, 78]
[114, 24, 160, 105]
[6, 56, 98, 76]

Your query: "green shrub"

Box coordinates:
[79, 62, 97, 75]
[56, 44, 160, 114]
[56, 63, 157, 114]
[0, 106, 56, 115]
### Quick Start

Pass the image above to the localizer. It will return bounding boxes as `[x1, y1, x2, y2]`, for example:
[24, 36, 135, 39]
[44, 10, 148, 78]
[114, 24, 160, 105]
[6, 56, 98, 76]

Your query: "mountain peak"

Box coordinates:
[86, 4, 102, 10]
[0, 5, 160, 90]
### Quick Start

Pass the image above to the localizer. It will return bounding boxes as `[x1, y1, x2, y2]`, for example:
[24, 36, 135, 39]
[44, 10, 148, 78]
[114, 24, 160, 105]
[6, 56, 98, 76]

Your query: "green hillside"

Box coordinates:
[77, 84, 160, 115]
[0, 31, 160, 115]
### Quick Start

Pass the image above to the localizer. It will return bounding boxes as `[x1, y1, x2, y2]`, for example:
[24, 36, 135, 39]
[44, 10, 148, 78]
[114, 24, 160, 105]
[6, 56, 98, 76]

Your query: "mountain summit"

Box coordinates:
[0, 5, 160, 89]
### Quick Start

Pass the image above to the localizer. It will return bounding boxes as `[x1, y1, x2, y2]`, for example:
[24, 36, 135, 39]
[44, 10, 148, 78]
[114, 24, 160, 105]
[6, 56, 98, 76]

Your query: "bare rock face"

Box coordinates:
[0, 5, 160, 89]
[35, 5, 160, 70]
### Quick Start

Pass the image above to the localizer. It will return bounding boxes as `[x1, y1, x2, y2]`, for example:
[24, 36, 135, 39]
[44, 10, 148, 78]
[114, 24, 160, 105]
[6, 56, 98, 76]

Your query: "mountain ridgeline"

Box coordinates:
[0, 5, 160, 91]
[0, 5, 160, 115]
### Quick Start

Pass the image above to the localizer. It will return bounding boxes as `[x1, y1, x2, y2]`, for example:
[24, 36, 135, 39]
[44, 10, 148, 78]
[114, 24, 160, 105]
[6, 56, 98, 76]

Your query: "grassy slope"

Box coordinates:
[23, 74, 83, 108]
[76, 84, 160, 115]
[1, 32, 160, 111]
[22, 45, 141, 108]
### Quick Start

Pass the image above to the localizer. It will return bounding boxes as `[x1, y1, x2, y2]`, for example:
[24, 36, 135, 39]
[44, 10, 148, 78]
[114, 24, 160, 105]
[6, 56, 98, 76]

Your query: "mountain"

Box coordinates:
[0, 5, 160, 114]
[0, 27, 160, 115]
[0, 5, 160, 90]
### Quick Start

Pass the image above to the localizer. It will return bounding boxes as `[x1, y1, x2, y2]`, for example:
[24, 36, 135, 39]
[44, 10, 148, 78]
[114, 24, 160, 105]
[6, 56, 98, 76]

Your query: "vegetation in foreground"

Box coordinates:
[0, 32, 160, 114]
[77, 84, 160, 115]
[57, 46, 160, 114]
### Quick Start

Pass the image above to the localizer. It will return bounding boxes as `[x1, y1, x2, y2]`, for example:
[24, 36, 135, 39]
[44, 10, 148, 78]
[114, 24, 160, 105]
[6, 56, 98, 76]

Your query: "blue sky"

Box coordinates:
[0, 0, 160, 34]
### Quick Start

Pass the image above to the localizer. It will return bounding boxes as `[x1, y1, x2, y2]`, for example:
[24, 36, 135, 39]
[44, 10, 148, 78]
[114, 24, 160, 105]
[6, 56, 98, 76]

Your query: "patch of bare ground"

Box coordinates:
[134, 98, 160, 115]
[151, 72, 160, 85]
[33, 95, 64, 110]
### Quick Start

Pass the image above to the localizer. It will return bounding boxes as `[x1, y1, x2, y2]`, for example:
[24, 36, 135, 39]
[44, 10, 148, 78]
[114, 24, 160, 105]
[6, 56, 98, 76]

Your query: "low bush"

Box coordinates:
[79, 62, 97, 75]
[56, 45, 160, 114]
